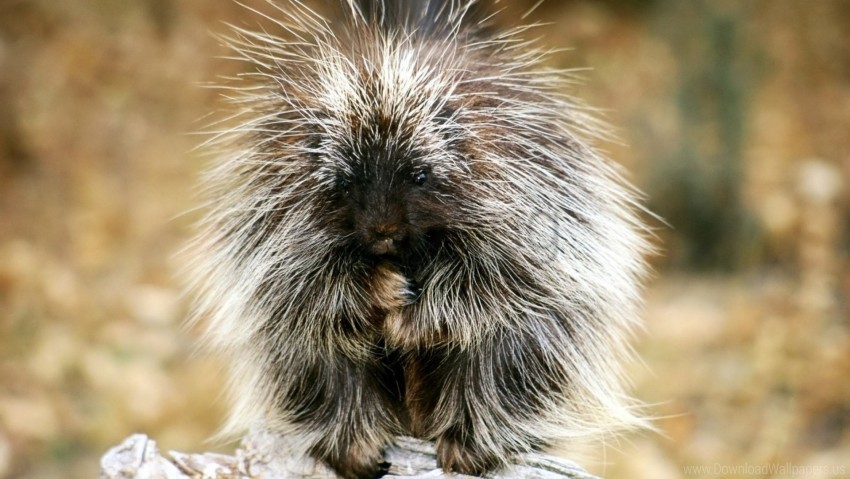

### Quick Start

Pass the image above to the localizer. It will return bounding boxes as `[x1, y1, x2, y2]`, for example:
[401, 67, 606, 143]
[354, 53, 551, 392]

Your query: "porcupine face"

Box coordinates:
[325, 128, 443, 259]
[306, 69, 466, 264]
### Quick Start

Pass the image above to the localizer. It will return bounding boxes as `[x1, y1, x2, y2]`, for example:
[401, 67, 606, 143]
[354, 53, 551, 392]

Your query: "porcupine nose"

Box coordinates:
[368, 223, 404, 256]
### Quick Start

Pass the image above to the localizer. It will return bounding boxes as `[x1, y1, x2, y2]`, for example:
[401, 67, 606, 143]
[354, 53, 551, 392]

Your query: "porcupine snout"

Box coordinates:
[353, 176, 409, 256]
[365, 223, 404, 256]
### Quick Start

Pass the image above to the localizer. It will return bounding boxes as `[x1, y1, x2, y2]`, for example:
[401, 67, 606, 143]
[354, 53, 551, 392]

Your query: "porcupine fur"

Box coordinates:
[189, 1, 651, 477]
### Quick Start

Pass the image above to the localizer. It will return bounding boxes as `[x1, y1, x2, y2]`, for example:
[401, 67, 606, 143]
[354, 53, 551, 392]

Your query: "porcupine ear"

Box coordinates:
[344, 0, 491, 33]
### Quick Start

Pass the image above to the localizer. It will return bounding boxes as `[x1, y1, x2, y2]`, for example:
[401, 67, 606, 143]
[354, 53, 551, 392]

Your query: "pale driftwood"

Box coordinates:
[100, 429, 599, 479]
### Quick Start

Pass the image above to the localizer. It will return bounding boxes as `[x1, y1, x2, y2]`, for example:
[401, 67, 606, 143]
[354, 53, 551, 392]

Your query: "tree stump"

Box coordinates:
[99, 430, 600, 479]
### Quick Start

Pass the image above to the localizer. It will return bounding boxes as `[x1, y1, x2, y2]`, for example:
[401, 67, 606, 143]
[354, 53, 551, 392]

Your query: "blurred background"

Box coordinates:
[0, 1, 847, 478]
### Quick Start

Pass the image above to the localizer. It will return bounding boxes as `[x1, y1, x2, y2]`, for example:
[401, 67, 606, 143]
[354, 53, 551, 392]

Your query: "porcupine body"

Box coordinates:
[190, 1, 650, 478]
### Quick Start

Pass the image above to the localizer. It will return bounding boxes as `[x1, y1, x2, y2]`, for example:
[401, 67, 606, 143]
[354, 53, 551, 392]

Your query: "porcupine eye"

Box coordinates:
[413, 169, 428, 186]
[336, 175, 351, 197]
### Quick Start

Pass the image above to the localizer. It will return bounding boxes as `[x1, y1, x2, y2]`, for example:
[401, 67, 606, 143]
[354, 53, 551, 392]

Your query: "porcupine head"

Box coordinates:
[188, 1, 651, 478]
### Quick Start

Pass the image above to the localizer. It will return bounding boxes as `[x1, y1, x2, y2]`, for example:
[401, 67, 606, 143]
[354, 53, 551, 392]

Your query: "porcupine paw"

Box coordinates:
[372, 262, 410, 311]
[312, 439, 389, 479]
[377, 266, 426, 350]
[436, 430, 504, 476]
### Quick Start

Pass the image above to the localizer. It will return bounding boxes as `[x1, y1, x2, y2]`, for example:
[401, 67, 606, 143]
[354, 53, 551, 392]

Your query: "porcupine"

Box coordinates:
[189, 1, 651, 478]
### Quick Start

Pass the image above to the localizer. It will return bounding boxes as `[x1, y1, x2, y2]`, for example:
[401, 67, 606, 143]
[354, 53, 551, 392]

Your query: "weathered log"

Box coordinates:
[99, 430, 600, 479]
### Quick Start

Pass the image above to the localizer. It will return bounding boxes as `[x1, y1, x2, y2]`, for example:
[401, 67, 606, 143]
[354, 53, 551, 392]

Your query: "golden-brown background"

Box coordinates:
[1, 1, 848, 478]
